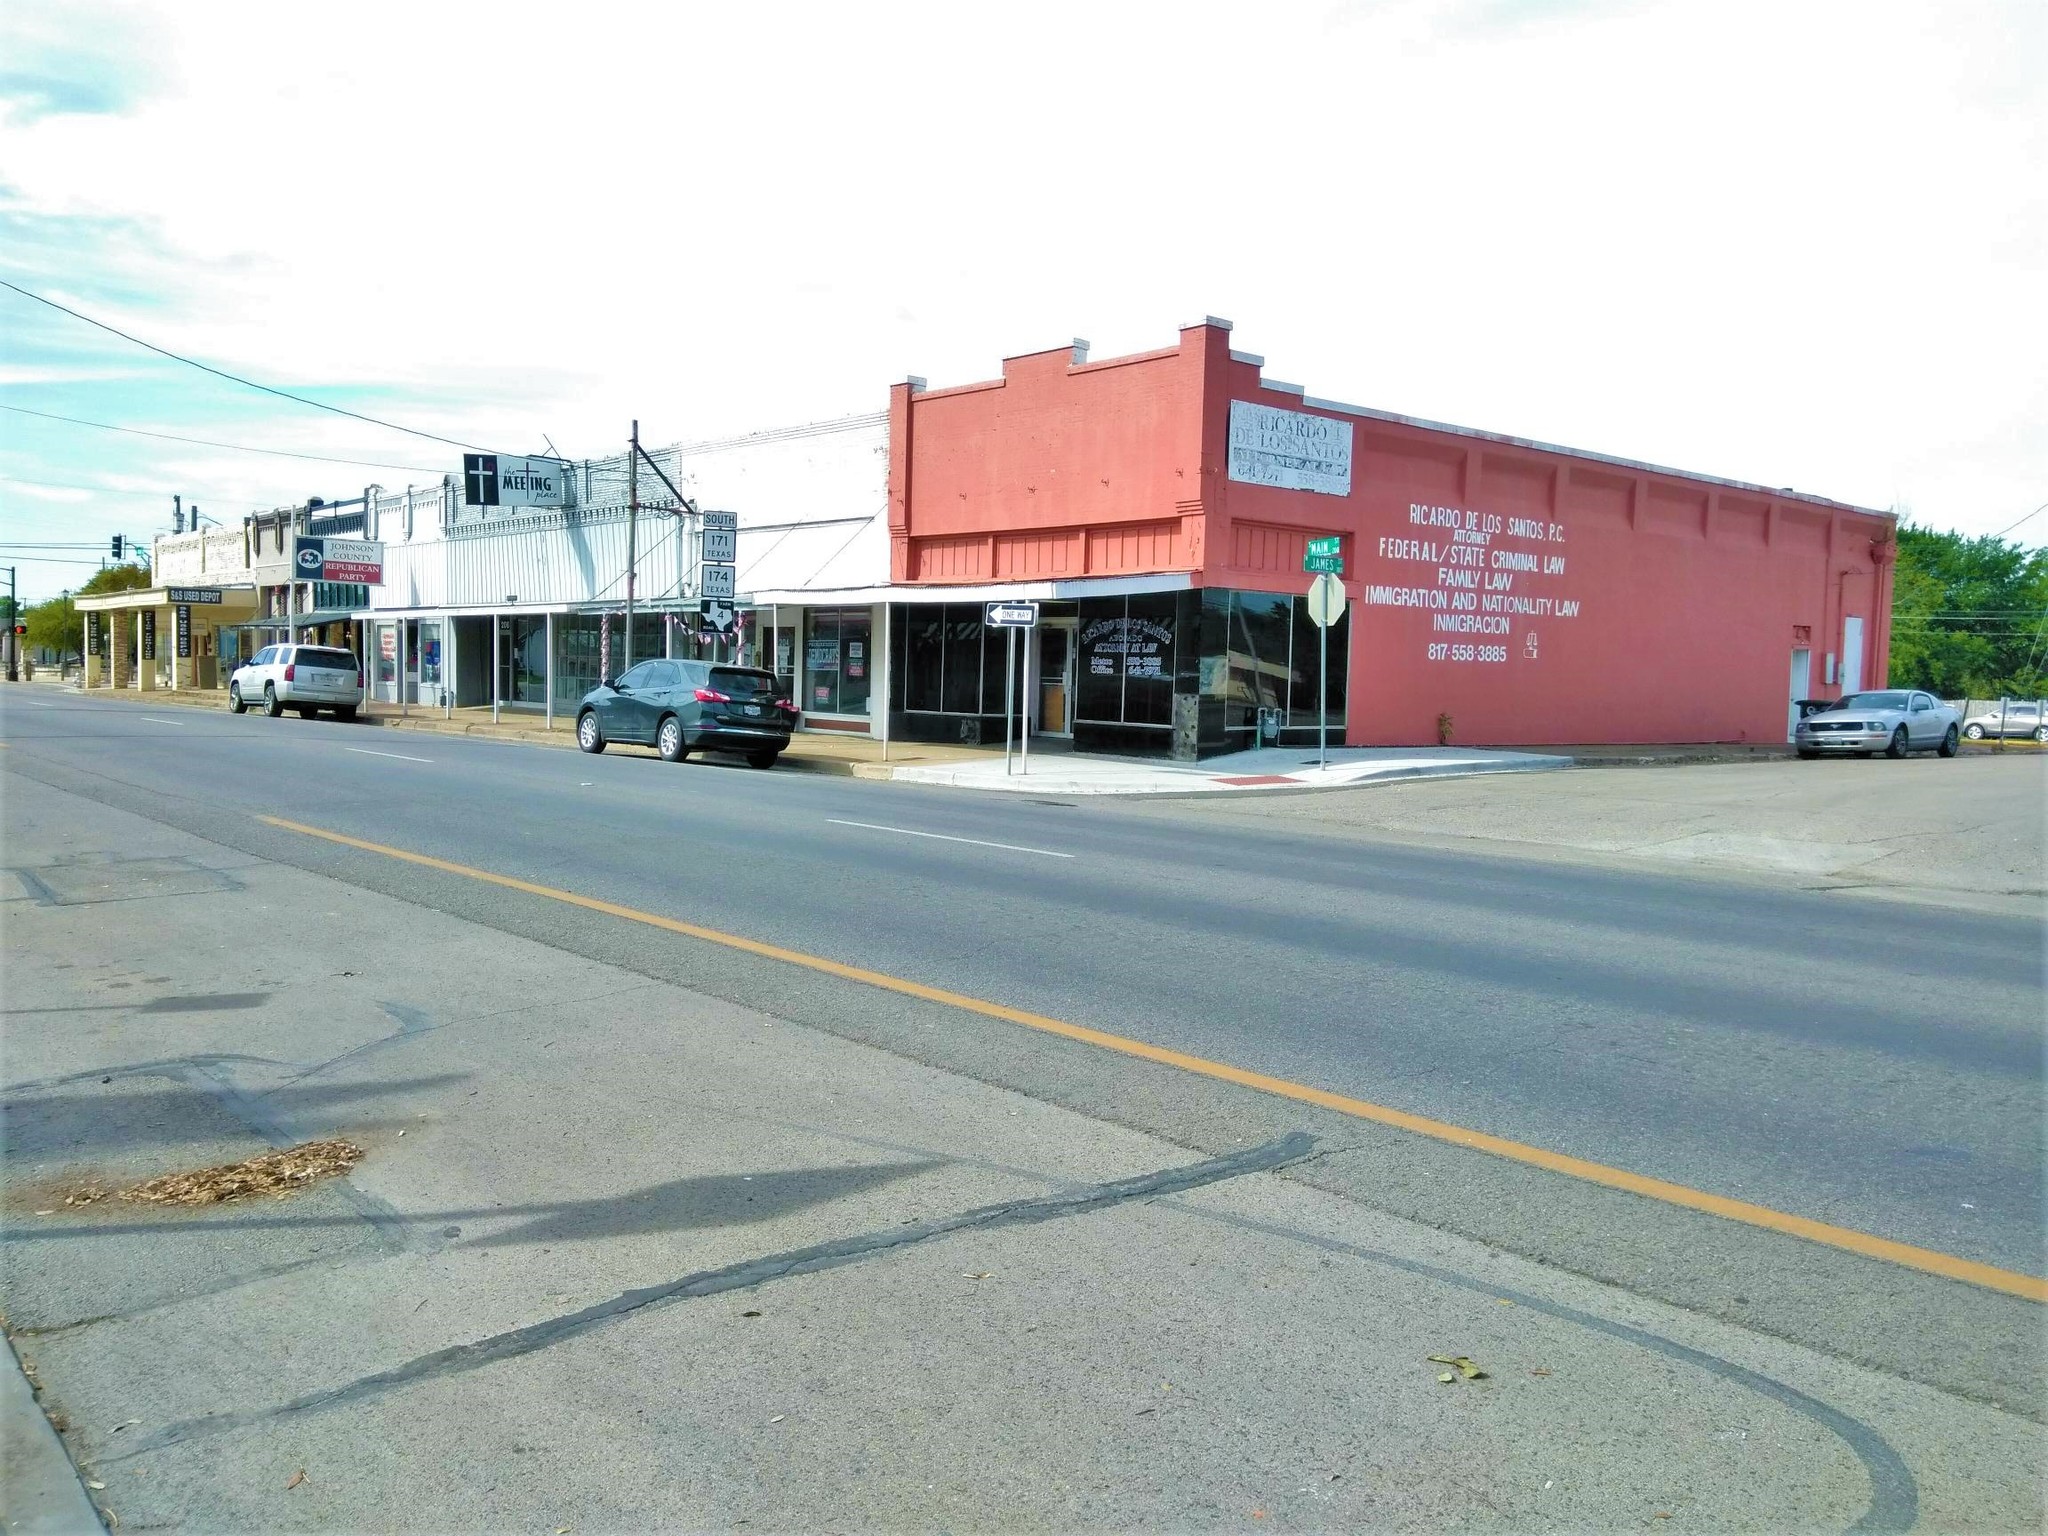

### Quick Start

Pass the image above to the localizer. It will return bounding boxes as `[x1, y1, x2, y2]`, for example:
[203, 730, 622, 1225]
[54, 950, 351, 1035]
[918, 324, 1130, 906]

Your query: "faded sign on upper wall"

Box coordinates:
[1227, 401, 1353, 497]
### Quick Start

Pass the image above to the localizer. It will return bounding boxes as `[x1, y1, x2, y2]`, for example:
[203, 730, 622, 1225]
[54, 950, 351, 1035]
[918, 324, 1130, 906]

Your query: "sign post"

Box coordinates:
[986, 602, 1039, 776]
[1305, 570, 1347, 771]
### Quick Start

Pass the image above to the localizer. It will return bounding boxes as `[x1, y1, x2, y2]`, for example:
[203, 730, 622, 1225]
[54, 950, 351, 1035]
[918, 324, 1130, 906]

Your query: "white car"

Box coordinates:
[1795, 690, 1960, 759]
[1961, 701, 2046, 742]
[228, 643, 364, 719]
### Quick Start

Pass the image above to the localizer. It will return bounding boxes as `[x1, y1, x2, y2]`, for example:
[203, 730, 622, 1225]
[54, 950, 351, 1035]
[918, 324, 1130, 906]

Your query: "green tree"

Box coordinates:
[1888, 524, 2048, 698]
[24, 593, 80, 657]
[22, 562, 153, 659]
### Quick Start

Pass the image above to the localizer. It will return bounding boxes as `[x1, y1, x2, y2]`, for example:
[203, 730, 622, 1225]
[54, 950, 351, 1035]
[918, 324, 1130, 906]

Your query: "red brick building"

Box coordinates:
[881, 319, 1894, 757]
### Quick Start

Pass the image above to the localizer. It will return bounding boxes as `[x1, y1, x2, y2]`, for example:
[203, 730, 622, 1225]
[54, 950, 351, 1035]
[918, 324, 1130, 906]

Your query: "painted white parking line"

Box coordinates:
[344, 746, 435, 763]
[139, 716, 187, 725]
[826, 818, 1073, 859]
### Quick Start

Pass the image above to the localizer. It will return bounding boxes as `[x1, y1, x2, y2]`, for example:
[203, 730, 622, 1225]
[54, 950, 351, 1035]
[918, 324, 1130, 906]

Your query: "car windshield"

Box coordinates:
[709, 667, 780, 698]
[1828, 691, 1911, 711]
[294, 648, 357, 670]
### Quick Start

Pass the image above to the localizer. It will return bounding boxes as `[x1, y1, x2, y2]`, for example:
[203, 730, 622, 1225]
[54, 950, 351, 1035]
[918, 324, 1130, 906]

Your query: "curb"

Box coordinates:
[2, 1330, 106, 1534]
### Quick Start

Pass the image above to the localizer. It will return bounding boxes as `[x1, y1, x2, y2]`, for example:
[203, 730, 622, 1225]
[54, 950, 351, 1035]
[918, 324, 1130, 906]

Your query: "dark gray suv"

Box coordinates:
[575, 660, 794, 768]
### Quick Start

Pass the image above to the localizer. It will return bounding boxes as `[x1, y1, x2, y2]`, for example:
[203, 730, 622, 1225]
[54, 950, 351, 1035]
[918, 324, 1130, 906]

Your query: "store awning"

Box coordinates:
[288, 609, 363, 628]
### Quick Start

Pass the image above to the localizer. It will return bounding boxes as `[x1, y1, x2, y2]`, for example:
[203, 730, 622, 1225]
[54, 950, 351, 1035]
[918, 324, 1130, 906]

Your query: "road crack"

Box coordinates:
[110, 1131, 1317, 1457]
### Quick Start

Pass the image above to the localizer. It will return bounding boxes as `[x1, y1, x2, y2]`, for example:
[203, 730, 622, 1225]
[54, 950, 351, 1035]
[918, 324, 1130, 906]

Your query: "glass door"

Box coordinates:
[1037, 622, 1075, 736]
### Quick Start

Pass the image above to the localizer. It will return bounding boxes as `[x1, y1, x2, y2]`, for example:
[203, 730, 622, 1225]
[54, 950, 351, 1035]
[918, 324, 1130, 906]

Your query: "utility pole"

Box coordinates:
[5, 564, 16, 683]
[625, 420, 639, 674]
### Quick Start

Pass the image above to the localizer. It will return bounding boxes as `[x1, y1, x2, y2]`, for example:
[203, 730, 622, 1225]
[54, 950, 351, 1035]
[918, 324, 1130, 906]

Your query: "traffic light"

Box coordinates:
[111, 534, 124, 559]
[11, 625, 23, 637]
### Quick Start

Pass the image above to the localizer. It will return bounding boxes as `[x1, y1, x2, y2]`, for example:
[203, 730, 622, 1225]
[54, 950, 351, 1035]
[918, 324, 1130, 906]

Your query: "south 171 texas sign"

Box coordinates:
[295, 537, 385, 585]
[461, 454, 567, 508]
[700, 509, 737, 601]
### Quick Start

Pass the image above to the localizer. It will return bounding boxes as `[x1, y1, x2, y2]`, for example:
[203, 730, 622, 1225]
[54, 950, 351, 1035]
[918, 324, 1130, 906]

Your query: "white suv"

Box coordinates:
[228, 644, 364, 719]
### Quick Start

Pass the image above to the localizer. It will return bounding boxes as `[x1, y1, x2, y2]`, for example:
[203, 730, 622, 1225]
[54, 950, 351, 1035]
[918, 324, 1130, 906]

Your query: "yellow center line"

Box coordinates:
[258, 812, 2045, 1304]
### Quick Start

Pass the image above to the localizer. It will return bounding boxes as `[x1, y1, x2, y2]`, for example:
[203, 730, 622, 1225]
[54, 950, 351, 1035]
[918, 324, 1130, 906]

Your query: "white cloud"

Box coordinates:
[0, 0, 2040, 599]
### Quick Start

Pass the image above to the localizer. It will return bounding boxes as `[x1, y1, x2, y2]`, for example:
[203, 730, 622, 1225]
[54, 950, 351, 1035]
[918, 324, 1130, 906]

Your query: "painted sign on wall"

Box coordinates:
[1227, 400, 1353, 497]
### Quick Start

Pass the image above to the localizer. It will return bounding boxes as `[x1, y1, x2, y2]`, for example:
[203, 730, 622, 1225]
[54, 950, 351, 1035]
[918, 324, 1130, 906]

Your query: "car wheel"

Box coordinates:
[657, 715, 688, 763]
[1885, 725, 1909, 759]
[1964, 723, 1985, 740]
[2035, 726, 2047, 744]
[1938, 724, 1959, 758]
[228, 682, 246, 714]
[746, 749, 779, 770]
[576, 710, 605, 754]
[264, 685, 283, 718]
[1796, 748, 1819, 760]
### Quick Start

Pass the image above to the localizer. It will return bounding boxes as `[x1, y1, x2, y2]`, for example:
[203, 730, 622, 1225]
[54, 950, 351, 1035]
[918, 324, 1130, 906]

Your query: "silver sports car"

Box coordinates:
[1795, 690, 1960, 759]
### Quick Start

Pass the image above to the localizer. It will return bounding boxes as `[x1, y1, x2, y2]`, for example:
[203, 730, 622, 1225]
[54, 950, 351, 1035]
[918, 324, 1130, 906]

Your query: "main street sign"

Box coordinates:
[461, 454, 567, 509]
[1306, 535, 1342, 557]
[295, 537, 385, 585]
[986, 602, 1039, 627]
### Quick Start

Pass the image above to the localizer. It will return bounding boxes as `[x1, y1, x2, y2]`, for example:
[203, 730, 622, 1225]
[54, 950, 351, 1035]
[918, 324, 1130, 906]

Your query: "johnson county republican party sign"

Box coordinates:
[294, 537, 385, 585]
[1227, 400, 1353, 497]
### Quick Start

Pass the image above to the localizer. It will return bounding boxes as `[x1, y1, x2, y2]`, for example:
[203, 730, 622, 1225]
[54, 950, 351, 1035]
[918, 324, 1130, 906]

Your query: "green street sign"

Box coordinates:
[1305, 535, 1342, 558]
[1303, 552, 1344, 575]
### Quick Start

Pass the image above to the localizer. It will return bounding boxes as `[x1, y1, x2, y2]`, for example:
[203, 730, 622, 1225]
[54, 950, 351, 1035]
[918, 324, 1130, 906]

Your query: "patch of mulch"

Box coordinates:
[52, 1140, 367, 1210]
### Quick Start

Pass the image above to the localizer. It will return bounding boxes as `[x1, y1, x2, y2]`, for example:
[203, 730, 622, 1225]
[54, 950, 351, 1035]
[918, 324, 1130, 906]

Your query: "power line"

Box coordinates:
[0, 474, 198, 501]
[0, 403, 444, 473]
[1992, 502, 2047, 540]
[1, 278, 495, 454]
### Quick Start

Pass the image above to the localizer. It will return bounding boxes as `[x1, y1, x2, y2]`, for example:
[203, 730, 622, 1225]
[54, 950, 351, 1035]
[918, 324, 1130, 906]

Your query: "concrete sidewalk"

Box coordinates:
[3, 770, 2039, 1532]
[887, 742, 1570, 795]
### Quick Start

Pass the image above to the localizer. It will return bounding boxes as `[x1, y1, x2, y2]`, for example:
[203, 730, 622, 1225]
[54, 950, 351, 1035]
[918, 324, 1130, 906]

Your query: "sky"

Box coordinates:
[1, 0, 2042, 601]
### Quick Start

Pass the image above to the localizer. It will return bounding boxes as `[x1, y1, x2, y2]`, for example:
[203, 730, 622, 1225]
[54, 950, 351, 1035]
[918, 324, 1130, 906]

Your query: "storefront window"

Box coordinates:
[805, 608, 872, 715]
[1211, 590, 1349, 736]
[1226, 592, 1292, 730]
[418, 621, 443, 688]
[1288, 601, 1348, 730]
[1076, 594, 1178, 728]
[555, 616, 602, 708]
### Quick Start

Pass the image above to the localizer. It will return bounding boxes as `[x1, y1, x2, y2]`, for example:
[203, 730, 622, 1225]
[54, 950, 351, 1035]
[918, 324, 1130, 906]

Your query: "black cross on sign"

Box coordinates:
[463, 454, 499, 507]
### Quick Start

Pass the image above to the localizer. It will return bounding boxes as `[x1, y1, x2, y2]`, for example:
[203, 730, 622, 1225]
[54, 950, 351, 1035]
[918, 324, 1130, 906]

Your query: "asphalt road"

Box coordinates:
[3, 689, 2042, 1408]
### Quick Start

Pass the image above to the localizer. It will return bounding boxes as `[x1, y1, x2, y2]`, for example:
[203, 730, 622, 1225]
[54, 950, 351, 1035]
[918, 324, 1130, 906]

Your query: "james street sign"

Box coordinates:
[1303, 551, 1344, 575]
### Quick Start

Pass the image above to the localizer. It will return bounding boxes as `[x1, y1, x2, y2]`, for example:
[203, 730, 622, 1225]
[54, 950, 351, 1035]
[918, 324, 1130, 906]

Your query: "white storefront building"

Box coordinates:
[353, 412, 890, 731]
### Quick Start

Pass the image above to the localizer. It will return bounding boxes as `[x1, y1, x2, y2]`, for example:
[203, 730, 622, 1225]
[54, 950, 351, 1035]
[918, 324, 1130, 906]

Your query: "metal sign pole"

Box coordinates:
[1003, 626, 1016, 775]
[1020, 623, 1031, 777]
[1319, 618, 1328, 771]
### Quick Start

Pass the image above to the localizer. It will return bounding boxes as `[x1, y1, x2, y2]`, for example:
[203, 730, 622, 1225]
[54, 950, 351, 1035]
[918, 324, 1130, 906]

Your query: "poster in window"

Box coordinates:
[377, 625, 397, 683]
